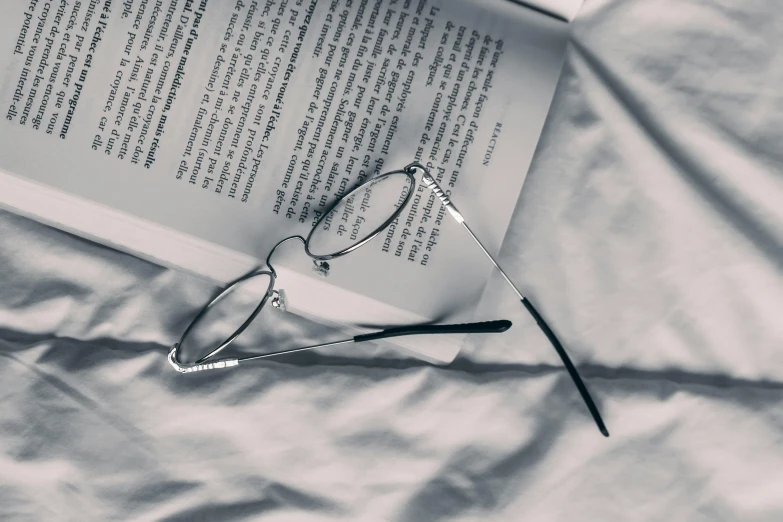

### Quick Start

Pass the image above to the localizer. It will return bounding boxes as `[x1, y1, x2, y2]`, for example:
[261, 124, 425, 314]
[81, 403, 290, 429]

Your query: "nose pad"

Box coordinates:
[312, 260, 330, 277]
[270, 289, 288, 311]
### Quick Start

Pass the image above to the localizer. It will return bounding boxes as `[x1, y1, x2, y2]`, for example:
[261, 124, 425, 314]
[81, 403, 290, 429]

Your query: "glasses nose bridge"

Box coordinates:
[264, 235, 308, 275]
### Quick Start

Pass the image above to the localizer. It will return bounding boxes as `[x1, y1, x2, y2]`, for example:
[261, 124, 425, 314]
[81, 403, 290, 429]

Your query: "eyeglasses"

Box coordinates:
[168, 163, 511, 366]
[168, 162, 609, 437]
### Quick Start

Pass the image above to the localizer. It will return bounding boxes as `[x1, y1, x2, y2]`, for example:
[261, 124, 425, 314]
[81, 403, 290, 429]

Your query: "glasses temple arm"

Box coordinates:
[416, 164, 609, 437]
[353, 319, 511, 342]
[168, 320, 512, 373]
[519, 296, 609, 437]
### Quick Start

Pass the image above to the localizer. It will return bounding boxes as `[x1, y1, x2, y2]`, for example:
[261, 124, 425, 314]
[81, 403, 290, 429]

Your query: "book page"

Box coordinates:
[0, 0, 570, 360]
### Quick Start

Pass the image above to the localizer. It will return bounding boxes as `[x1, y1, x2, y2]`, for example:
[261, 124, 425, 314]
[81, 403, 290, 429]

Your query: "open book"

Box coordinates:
[0, 0, 579, 363]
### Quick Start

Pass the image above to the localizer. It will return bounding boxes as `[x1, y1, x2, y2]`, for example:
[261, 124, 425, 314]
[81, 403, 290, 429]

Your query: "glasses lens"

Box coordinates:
[306, 172, 413, 258]
[178, 272, 274, 363]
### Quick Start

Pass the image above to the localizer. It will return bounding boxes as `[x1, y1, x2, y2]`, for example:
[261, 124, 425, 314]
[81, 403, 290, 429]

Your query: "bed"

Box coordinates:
[2, 0, 782, 519]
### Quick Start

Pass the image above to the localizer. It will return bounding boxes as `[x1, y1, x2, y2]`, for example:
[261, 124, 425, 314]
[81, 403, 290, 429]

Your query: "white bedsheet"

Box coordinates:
[2, 0, 782, 520]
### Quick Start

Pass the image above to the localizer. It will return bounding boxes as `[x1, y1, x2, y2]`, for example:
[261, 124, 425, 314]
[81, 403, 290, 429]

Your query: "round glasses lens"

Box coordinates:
[177, 272, 274, 363]
[306, 172, 413, 258]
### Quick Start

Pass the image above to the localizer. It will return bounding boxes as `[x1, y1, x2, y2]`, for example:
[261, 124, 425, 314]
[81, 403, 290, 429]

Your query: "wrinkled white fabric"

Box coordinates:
[2, 0, 782, 520]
